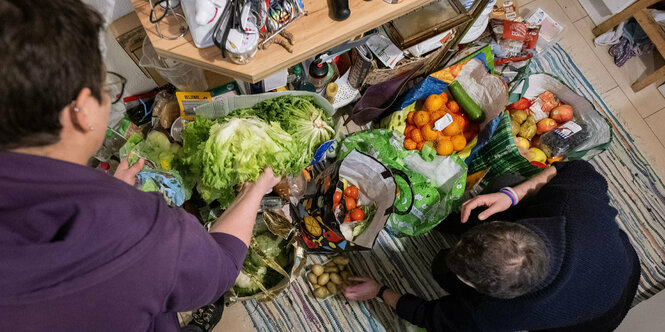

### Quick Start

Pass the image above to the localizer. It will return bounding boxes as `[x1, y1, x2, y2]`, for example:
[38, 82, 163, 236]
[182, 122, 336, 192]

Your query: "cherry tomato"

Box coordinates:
[344, 213, 351, 222]
[350, 208, 365, 221]
[333, 191, 342, 204]
[333, 202, 339, 211]
[344, 185, 359, 200]
[345, 197, 357, 211]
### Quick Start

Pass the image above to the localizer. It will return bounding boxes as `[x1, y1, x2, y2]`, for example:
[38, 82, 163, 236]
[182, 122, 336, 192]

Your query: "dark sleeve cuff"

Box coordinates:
[210, 233, 248, 269]
[544, 160, 609, 202]
[395, 293, 427, 323]
[551, 161, 569, 173]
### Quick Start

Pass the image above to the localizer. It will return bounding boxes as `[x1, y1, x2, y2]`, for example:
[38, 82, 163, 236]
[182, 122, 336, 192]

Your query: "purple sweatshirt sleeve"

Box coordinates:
[163, 208, 248, 312]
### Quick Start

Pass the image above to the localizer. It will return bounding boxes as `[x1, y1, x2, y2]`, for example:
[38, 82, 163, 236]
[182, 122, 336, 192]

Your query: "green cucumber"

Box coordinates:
[449, 81, 485, 123]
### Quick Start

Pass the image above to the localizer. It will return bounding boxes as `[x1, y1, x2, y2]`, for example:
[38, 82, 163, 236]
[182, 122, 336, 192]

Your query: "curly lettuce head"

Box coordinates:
[200, 117, 299, 192]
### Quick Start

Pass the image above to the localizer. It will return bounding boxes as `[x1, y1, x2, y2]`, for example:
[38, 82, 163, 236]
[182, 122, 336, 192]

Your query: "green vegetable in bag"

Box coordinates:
[338, 130, 466, 237]
[229, 95, 335, 165]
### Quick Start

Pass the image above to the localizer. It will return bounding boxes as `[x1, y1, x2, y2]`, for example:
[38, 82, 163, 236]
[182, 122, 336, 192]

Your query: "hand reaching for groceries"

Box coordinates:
[460, 192, 513, 223]
[114, 158, 145, 186]
[242, 167, 282, 194]
[344, 277, 381, 301]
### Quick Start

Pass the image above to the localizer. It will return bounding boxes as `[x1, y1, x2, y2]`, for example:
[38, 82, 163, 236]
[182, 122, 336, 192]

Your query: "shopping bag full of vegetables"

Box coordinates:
[227, 211, 306, 303]
[292, 150, 407, 253]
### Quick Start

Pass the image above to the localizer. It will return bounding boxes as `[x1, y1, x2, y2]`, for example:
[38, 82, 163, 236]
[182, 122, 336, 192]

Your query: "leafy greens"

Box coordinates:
[176, 95, 335, 208]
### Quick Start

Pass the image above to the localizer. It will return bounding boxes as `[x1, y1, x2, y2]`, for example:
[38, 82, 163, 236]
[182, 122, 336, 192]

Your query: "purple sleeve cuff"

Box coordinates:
[209, 233, 248, 270]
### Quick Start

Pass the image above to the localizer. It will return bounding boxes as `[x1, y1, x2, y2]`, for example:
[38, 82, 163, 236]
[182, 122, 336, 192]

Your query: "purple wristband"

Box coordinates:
[500, 187, 518, 206]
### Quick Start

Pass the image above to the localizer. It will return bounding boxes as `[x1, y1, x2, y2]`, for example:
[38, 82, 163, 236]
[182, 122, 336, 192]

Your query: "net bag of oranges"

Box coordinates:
[380, 47, 504, 162]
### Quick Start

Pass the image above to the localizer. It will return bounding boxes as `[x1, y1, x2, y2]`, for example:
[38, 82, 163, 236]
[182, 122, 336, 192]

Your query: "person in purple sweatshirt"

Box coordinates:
[0, 1, 280, 331]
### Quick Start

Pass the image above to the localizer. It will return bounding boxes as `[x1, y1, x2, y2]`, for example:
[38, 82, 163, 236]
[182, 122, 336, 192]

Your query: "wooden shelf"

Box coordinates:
[131, 0, 434, 83]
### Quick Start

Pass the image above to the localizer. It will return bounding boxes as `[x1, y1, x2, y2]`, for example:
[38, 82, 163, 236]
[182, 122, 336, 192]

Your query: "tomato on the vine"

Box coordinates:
[344, 186, 359, 200]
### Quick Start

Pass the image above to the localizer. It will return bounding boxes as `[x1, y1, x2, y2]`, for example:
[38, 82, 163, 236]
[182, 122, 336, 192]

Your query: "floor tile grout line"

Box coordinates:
[644, 108, 665, 149]
[641, 104, 665, 119]
[573, 16, 665, 119]
[607, 85, 665, 158]
[573, 15, 589, 24]
[568, 15, 621, 94]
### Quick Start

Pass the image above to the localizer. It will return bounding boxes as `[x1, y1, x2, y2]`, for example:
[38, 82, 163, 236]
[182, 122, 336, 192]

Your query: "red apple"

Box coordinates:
[550, 105, 574, 123]
[537, 118, 558, 134]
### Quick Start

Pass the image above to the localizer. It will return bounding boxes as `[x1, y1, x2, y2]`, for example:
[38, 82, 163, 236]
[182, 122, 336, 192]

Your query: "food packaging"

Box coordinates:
[539, 120, 589, 158]
[490, 0, 519, 20]
[225, 24, 259, 65]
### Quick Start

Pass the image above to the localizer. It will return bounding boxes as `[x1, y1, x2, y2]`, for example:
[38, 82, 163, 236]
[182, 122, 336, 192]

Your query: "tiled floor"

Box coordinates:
[214, 1, 665, 330]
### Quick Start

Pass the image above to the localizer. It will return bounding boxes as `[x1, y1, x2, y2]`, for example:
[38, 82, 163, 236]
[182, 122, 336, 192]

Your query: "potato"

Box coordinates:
[333, 256, 349, 265]
[324, 266, 338, 273]
[326, 282, 337, 294]
[329, 273, 342, 285]
[314, 284, 322, 289]
[314, 287, 329, 299]
[312, 264, 324, 276]
[325, 261, 336, 268]
[307, 272, 318, 285]
[337, 264, 345, 271]
[340, 271, 350, 282]
[317, 273, 329, 285]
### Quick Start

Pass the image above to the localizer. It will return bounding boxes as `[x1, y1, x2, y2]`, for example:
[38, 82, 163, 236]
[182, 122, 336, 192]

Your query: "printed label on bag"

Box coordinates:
[554, 121, 582, 139]
[502, 20, 528, 41]
[529, 99, 549, 121]
[434, 113, 454, 131]
[176, 92, 212, 121]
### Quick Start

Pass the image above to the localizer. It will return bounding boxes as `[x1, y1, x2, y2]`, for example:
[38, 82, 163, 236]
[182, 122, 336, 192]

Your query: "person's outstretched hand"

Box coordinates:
[244, 167, 282, 193]
[344, 277, 381, 301]
[114, 158, 144, 186]
[460, 192, 513, 223]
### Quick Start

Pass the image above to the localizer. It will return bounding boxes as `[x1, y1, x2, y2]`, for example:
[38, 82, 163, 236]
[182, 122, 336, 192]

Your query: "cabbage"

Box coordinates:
[201, 118, 298, 191]
[178, 117, 301, 208]
[233, 229, 292, 297]
[176, 96, 335, 208]
[229, 95, 335, 168]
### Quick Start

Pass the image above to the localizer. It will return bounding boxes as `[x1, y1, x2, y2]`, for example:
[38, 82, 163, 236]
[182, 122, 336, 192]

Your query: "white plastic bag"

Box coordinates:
[139, 37, 207, 91]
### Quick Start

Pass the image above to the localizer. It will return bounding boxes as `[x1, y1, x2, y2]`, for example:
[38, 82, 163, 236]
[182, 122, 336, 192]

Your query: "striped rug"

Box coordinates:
[239, 44, 665, 331]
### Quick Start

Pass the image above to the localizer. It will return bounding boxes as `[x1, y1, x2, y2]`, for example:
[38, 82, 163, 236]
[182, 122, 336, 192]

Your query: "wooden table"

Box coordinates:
[131, 0, 434, 83]
[592, 0, 665, 92]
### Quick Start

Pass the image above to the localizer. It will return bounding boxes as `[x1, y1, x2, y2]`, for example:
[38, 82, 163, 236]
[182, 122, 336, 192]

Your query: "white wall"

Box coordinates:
[85, 0, 157, 96]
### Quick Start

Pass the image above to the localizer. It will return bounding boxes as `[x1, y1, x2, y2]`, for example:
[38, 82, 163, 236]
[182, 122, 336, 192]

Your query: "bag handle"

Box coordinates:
[506, 59, 533, 104]
[387, 168, 414, 216]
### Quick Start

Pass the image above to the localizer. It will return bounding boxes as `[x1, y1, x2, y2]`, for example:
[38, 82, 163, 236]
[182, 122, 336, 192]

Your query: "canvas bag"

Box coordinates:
[291, 150, 410, 253]
[468, 66, 613, 184]
[338, 130, 467, 237]
[506, 65, 613, 160]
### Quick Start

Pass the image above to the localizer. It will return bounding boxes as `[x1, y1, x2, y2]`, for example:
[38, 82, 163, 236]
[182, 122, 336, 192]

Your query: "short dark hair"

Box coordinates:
[446, 221, 550, 299]
[0, 0, 104, 150]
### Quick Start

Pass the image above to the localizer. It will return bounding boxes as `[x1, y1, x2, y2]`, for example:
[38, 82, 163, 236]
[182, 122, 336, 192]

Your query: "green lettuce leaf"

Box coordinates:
[190, 118, 298, 207]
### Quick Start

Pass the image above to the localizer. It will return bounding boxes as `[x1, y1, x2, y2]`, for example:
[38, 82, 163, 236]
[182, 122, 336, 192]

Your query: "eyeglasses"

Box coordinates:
[105, 71, 127, 104]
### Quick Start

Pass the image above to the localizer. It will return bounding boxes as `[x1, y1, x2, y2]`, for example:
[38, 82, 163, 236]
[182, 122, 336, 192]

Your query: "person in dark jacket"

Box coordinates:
[0, 1, 280, 331]
[345, 161, 641, 331]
